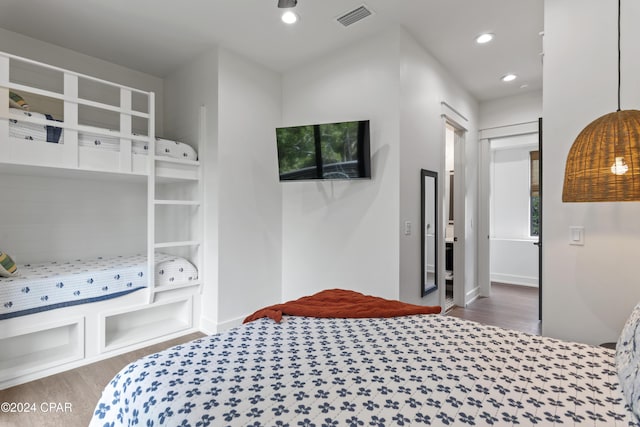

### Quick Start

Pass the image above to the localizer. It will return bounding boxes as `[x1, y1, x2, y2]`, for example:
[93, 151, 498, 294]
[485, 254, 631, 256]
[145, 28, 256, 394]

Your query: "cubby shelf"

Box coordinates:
[0, 317, 84, 383]
[102, 297, 192, 352]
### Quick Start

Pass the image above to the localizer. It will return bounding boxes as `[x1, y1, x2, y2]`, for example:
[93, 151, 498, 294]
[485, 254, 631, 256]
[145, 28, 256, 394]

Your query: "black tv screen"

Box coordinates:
[276, 120, 371, 181]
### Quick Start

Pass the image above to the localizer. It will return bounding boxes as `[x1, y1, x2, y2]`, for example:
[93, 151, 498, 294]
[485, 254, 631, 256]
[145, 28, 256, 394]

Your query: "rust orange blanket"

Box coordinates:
[243, 288, 441, 323]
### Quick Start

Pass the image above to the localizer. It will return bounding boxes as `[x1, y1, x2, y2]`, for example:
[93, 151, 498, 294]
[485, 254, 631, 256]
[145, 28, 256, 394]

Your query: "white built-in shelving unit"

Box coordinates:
[0, 52, 205, 389]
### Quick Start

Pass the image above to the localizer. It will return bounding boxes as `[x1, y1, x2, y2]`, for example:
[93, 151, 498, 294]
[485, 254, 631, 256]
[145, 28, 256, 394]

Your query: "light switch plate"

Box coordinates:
[569, 226, 584, 246]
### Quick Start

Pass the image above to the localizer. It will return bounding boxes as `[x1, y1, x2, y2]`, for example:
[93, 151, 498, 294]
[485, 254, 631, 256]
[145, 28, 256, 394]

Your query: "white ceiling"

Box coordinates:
[0, 0, 543, 102]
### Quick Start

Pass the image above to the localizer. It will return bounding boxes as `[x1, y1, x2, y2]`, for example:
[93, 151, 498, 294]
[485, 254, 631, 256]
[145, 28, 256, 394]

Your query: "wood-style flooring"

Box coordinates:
[447, 282, 541, 335]
[0, 332, 204, 427]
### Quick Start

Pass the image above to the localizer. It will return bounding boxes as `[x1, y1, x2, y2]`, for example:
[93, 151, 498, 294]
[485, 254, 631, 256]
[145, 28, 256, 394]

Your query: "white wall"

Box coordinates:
[164, 47, 282, 330]
[489, 135, 539, 287]
[491, 239, 538, 286]
[281, 30, 401, 301]
[217, 48, 282, 328]
[480, 91, 542, 130]
[0, 27, 165, 135]
[398, 31, 479, 306]
[0, 173, 146, 263]
[280, 28, 479, 307]
[543, 0, 640, 344]
[164, 48, 220, 333]
[491, 136, 538, 239]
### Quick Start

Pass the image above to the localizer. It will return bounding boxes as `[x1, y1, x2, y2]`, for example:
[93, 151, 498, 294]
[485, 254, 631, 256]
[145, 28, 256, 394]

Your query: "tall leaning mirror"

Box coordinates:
[421, 169, 438, 296]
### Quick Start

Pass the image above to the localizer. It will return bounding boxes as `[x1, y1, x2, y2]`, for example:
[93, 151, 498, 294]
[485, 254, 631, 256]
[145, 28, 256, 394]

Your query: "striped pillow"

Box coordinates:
[9, 91, 29, 110]
[0, 251, 18, 277]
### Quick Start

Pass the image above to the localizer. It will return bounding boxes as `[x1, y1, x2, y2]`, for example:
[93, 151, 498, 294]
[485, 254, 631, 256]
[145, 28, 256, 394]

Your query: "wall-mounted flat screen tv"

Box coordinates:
[276, 120, 371, 181]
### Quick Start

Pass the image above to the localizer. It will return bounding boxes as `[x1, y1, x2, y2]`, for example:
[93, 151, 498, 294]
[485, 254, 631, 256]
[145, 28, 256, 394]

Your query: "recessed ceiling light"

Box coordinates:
[501, 73, 517, 82]
[475, 33, 494, 44]
[520, 83, 529, 89]
[282, 10, 298, 24]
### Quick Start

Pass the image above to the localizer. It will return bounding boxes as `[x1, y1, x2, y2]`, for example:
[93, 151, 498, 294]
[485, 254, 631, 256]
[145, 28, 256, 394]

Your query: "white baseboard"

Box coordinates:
[199, 316, 218, 335]
[465, 286, 480, 307]
[217, 315, 246, 332]
[491, 273, 538, 287]
[200, 314, 258, 335]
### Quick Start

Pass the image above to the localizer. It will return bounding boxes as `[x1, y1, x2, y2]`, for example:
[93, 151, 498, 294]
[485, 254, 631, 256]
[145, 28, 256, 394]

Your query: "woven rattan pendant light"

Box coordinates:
[562, 0, 640, 202]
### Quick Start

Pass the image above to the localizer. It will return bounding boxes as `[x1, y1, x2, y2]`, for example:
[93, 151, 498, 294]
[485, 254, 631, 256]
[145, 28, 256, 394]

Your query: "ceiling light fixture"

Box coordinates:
[563, 0, 640, 202]
[475, 33, 494, 44]
[501, 73, 517, 82]
[281, 10, 298, 24]
[278, 0, 297, 8]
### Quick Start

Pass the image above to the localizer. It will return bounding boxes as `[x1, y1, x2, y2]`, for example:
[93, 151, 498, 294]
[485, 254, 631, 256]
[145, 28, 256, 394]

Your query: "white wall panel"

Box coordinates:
[163, 48, 219, 331]
[490, 138, 537, 239]
[398, 32, 479, 306]
[0, 174, 146, 263]
[490, 239, 538, 286]
[480, 91, 542, 131]
[542, 0, 640, 344]
[217, 48, 282, 326]
[281, 30, 400, 301]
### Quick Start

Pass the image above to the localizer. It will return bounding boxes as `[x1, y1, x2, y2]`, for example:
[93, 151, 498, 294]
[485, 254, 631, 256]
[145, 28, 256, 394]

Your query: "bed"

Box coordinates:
[0, 52, 204, 389]
[8, 107, 198, 161]
[1, 52, 201, 181]
[0, 252, 198, 320]
[89, 290, 640, 427]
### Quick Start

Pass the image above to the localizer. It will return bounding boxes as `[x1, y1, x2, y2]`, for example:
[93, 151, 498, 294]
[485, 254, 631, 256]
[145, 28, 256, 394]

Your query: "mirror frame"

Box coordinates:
[421, 169, 438, 296]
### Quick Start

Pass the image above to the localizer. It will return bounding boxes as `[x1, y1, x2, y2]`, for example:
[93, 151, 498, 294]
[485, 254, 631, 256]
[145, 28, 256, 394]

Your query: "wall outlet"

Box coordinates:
[404, 221, 412, 236]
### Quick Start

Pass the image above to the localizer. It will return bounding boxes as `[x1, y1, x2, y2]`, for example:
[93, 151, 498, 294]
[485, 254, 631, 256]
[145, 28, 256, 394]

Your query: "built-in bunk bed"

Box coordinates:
[0, 52, 204, 389]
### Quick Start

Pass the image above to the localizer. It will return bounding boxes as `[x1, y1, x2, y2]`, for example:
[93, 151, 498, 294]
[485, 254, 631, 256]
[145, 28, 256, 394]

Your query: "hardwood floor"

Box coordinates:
[0, 332, 204, 427]
[447, 282, 541, 335]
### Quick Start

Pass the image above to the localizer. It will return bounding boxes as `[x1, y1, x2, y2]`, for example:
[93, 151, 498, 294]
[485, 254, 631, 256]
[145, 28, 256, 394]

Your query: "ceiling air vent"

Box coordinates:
[336, 5, 373, 27]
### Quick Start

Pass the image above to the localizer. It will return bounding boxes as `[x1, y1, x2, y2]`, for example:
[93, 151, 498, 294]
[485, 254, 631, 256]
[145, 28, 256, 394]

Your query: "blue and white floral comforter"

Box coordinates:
[90, 315, 639, 427]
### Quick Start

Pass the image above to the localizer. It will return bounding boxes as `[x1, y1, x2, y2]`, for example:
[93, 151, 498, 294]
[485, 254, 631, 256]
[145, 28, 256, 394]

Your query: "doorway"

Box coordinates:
[478, 120, 541, 320]
[444, 124, 455, 311]
[442, 120, 466, 312]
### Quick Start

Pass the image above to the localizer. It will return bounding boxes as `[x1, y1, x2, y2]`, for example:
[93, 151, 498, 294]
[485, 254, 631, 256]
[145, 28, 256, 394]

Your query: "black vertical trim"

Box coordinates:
[313, 125, 323, 178]
[359, 120, 371, 178]
[617, 0, 621, 112]
[421, 169, 438, 296]
[421, 170, 426, 297]
[538, 117, 543, 321]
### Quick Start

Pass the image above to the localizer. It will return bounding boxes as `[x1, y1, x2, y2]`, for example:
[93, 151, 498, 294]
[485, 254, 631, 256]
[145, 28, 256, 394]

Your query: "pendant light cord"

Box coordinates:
[618, 0, 621, 112]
